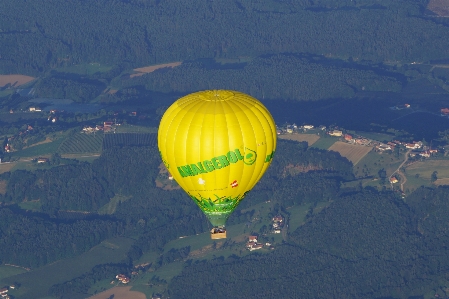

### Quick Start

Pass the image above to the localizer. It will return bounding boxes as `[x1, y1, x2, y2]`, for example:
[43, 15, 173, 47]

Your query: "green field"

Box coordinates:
[354, 151, 403, 179]
[405, 160, 449, 180]
[58, 133, 104, 154]
[0, 237, 134, 299]
[115, 124, 158, 133]
[55, 63, 113, 75]
[0, 265, 27, 281]
[287, 203, 313, 232]
[11, 138, 66, 158]
[18, 200, 42, 211]
[98, 194, 132, 215]
[310, 136, 337, 150]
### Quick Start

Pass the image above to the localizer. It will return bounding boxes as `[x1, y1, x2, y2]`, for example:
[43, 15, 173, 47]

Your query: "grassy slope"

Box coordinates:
[1, 237, 134, 299]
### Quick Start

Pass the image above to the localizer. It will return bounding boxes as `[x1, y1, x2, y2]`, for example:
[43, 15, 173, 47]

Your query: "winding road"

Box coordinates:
[389, 149, 412, 191]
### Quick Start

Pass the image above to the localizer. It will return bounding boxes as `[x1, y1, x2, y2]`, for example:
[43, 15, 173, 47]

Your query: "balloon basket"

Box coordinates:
[210, 227, 227, 239]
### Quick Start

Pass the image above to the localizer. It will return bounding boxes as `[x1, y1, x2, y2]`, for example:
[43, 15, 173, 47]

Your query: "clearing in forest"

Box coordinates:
[427, 0, 449, 16]
[86, 286, 146, 299]
[131, 62, 182, 77]
[278, 133, 320, 146]
[328, 141, 372, 165]
[0, 74, 35, 87]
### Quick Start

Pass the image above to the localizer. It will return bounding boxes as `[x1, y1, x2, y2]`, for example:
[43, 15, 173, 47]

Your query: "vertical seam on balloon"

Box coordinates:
[236, 96, 266, 192]
[184, 97, 207, 192]
[226, 94, 249, 202]
[171, 96, 202, 193]
[251, 101, 276, 187]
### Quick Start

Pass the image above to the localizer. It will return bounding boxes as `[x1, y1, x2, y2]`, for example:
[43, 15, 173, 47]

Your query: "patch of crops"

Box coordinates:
[102, 133, 157, 150]
[58, 133, 104, 153]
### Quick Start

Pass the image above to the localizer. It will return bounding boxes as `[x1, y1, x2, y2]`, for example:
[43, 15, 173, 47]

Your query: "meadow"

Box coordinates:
[310, 135, 337, 150]
[0, 237, 135, 299]
[58, 132, 104, 154]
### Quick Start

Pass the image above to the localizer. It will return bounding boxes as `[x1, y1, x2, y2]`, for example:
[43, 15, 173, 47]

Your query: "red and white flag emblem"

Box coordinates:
[230, 180, 238, 188]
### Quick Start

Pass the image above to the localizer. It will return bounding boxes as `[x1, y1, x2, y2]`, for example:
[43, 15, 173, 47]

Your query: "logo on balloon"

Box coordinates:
[243, 147, 257, 165]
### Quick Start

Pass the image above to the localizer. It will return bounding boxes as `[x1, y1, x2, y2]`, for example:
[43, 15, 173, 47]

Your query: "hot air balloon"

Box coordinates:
[158, 90, 276, 239]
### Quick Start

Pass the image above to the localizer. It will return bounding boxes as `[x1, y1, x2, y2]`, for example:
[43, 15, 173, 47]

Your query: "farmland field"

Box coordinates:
[0, 237, 134, 299]
[87, 286, 146, 299]
[278, 133, 320, 146]
[131, 62, 182, 78]
[0, 74, 35, 87]
[328, 141, 373, 165]
[103, 133, 157, 150]
[310, 136, 337, 150]
[406, 160, 449, 180]
[0, 265, 27, 281]
[11, 138, 66, 158]
[58, 133, 104, 153]
[434, 178, 449, 186]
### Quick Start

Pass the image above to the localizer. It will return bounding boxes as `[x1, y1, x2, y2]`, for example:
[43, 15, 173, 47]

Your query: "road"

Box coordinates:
[389, 149, 411, 192]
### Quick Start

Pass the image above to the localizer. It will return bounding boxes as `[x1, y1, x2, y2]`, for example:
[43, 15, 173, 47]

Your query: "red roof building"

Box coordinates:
[441, 108, 449, 115]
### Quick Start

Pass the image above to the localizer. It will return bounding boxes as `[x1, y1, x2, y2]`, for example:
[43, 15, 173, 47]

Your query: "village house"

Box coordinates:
[329, 130, 342, 137]
[390, 177, 398, 184]
[376, 144, 392, 151]
[0, 288, 8, 296]
[4, 145, 10, 153]
[344, 134, 353, 141]
[248, 236, 258, 243]
[419, 151, 431, 158]
[249, 244, 263, 251]
[441, 108, 449, 116]
[116, 274, 130, 284]
[272, 215, 283, 223]
[29, 107, 42, 112]
[303, 125, 314, 130]
[37, 157, 49, 163]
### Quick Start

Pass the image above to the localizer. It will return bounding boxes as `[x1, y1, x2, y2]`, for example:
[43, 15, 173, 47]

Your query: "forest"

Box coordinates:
[167, 187, 449, 299]
[0, 0, 447, 76]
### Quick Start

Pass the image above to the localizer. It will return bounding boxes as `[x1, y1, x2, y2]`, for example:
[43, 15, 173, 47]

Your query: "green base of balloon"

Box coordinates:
[206, 213, 230, 227]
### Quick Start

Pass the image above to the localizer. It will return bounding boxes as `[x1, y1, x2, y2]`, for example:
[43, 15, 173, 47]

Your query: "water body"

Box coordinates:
[28, 98, 103, 113]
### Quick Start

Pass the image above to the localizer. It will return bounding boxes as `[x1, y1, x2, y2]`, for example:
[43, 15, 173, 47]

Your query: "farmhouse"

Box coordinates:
[249, 244, 263, 251]
[441, 108, 449, 115]
[248, 236, 258, 243]
[273, 215, 283, 222]
[116, 274, 130, 284]
[376, 144, 391, 151]
[329, 130, 342, 137]
[390, 177, 398, 184]
[37, 157, 49, 163]
[303, 125, 314, 129]
[344, 134, 353, 141]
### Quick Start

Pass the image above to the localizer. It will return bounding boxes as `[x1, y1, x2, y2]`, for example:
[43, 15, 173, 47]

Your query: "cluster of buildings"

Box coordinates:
[277, 124, 326, 135]
[3, 125, 34, 153]
[246, 236, 266, 251]
[82, 121, 119, 133]
[0, 285, 15, 299]
[272, 215, 283, 234]
[342, 133, 371, 146]
[115, 274, 130, 284]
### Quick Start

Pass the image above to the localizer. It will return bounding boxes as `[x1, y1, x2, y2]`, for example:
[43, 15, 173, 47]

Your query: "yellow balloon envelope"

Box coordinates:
[158, 90, 276, 237]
